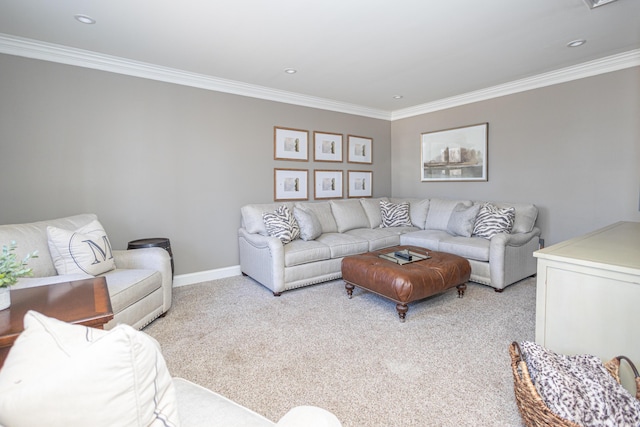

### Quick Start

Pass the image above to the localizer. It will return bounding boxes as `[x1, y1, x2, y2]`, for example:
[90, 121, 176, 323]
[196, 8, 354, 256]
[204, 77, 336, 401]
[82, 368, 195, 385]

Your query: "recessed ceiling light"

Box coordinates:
[583, 0, 618, 9]
[393, 95, 403, 99]
[74, 14, 96, 25]
[284, 68, 297, 74]
[567, 39, 586, 48]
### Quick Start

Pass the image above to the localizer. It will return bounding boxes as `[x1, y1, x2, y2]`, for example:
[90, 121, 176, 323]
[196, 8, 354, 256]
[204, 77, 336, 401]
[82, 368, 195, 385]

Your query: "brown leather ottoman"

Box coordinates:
[341, 245, 471, 322]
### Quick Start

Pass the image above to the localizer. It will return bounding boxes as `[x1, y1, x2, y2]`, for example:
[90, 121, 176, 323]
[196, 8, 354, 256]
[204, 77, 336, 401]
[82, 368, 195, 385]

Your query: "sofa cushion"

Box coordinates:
[391, 198, 430, 229]
[0, 214, 97, 278]
[263, 205, 300, 244]
[359, 197, 388, 228]
[0, 311, 179, 427]
[438, 235, 490, 262]
[330, 199, 370, 232]
[380, 200, 412, 228]
[345, 228, 402, 251]
[101, 269, 162, 313]
[241, 202, 294, 236]
[47, 219, 116, 276]
[296, 202, 338, 233]
[447, 203, 481, 237]
[315, 233, 369, 258]
[424, 199, 472, 231]
[493, 202, 538, 233]
[473, 203, 515, 239]
[293, 206, 323, 241]
[283, 239, 331, 267]
[400, 229, 452, 251]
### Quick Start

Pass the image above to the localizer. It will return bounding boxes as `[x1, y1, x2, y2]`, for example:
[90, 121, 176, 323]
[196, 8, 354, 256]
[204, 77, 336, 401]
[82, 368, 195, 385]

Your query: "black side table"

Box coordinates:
[127, 238, 174, 277]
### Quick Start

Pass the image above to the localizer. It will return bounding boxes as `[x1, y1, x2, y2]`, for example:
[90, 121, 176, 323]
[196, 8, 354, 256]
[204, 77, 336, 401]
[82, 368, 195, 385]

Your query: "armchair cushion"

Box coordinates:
[46, 219, 115, 276]
[0, 311, 179, 427]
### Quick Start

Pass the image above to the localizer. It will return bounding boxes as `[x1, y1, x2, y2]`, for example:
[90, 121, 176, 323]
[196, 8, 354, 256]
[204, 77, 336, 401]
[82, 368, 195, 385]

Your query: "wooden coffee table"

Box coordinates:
[0, 277, 113, 368]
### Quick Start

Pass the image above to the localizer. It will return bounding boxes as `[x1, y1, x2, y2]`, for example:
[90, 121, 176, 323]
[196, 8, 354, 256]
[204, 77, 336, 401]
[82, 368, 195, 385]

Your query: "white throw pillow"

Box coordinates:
[0, 311, 180, 427]
[47, 219, 116, 276]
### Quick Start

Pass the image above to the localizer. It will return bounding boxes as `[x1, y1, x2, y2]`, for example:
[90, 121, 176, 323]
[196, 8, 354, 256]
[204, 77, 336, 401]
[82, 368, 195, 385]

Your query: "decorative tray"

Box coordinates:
[379, 249, 430, 265]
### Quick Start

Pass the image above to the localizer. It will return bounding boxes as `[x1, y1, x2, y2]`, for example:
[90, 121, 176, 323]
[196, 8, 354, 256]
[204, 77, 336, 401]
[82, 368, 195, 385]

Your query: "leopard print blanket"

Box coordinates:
[520, 341, 640, 426]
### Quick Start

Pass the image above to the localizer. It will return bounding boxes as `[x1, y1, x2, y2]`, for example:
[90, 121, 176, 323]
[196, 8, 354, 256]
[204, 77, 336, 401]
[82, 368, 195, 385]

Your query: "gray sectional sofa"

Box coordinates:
[239, 197, 540, 295]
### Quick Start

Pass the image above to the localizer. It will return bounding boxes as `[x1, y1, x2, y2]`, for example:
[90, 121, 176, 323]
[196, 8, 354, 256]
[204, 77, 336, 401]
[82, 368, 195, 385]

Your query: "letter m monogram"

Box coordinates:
[82, 236, 114, 265]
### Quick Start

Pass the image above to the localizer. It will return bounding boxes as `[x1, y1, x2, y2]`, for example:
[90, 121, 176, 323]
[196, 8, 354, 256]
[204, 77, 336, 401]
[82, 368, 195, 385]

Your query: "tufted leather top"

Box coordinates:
[341, 245, 471, 304]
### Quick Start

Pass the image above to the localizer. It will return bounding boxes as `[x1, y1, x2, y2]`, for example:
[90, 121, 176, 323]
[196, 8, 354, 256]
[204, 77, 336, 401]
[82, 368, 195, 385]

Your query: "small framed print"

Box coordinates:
[274, 168, 308, 201]
[313, 131, 343, 162]
[314, 170, 343, 199]
[274, 127, 309, 161]
[347, 135, 372, 164]
[347, 170, 372, 198]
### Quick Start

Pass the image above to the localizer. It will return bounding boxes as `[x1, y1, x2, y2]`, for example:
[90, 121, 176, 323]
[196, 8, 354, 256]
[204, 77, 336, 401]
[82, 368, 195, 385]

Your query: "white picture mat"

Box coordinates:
[274, 169, 308, 200]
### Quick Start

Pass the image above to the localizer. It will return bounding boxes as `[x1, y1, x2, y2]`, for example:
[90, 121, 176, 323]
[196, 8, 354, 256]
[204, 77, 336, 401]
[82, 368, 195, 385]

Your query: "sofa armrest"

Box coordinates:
[238, 228, 285, 294]
[276, 406, 342, 427]
[112, 248, 173, 312]
[489, 227, 541, 289]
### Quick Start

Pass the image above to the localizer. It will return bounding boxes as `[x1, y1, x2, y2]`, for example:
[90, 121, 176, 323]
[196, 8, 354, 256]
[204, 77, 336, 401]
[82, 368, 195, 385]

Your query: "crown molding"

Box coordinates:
[0, 34, 392, 120]
[1, 34, 638, 122]
[391, 49, 640, 121]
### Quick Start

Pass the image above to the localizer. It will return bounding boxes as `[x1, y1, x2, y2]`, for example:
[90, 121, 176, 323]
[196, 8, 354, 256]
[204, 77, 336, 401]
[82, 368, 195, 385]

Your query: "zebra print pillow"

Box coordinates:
[262, 205, 300, 244]
[520, 341, 640, 427]
[472, 203, 515, 239]
[380, 200, 412, 228]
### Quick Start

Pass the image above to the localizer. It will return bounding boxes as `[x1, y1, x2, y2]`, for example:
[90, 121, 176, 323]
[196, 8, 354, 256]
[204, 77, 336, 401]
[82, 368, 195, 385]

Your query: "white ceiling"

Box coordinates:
[0, 0, 639, 118]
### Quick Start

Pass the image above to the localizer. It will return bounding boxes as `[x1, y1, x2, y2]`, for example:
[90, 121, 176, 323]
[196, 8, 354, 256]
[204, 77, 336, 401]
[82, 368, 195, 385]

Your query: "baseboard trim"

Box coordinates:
[173, 265, 242, 287]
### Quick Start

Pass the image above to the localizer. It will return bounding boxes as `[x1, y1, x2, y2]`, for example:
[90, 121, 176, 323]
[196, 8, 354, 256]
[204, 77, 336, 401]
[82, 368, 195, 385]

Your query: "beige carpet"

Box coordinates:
[145, 275, 536, 426]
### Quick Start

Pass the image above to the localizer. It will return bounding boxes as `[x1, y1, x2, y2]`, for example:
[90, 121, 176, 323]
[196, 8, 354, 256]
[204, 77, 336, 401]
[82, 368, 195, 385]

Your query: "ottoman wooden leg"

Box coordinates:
[456, 283, 467, 298]
[345, 282, 355, 299]
[396, 303, 408, 322]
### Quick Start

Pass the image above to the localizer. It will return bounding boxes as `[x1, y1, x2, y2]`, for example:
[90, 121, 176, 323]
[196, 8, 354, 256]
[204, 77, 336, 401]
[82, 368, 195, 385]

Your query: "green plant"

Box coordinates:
[0, 241, 38, 288]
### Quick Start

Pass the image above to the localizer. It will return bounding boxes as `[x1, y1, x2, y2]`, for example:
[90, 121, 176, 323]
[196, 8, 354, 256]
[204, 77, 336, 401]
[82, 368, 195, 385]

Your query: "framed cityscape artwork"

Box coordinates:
[421, 123, 488, 182]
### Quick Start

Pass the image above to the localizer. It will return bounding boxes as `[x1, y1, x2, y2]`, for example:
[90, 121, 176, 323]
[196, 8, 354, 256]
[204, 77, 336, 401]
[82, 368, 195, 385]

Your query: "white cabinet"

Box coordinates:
[533, 221, 640, 392]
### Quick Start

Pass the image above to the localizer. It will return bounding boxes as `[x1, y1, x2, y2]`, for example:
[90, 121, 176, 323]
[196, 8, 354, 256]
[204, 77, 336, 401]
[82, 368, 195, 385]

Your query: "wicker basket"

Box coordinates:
[509, 341, 640, 427]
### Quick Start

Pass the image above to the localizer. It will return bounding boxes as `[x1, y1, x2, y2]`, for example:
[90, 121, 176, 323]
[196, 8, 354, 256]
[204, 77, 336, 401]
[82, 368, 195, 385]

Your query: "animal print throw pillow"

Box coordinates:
[520, 341, 640, 427]
[263, 205, 300, 244]
[472, 203, 515, 239]
[380, 200, 412, 228]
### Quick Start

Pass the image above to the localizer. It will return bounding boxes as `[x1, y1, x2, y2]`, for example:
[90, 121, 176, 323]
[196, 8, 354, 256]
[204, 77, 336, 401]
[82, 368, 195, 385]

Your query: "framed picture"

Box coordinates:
[421, 123, 488, 182]
[347, 135, 373, 164]
[274, 168, 308, 201]
[313, 131, 343, 162]
[314, 170, 343, 199]
[274, 127, 309, 161]
[347, 170, 372, 198]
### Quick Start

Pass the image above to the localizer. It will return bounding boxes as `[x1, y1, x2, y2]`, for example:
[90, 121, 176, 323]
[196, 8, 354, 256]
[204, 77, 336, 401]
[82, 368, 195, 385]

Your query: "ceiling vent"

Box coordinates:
[583, 0, 618, 9]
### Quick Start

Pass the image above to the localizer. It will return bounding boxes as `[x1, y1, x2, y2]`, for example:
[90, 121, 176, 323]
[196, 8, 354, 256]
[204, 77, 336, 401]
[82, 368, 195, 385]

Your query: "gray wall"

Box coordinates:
[1, 53, 638, 276]
[0, 54, 391, 274]
[391, 66, 640, 246]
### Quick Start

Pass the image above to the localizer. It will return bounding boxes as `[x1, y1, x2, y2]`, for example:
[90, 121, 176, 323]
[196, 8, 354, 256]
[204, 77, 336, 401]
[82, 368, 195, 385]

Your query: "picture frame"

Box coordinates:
[274, 168, 308, 201]
[274, 127, 309, 161]
[314, 170, 343, 199]
[313, 131, 343, 162]
[347, 170, 372, 198]
[347, 135, 373, 164]
[421, 123, 488, 182]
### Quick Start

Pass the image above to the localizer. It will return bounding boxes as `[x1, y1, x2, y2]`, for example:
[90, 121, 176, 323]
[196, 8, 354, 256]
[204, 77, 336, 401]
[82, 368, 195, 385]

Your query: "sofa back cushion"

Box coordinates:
[492, 202, 538, 233]
[296, 201, 338, 233]
[241, 202, 294, 236]
[0, 214, 97, 278]
[359, 197, 388, 228]
[330, 199, 370, 232]
[424, 199, 472, 231]
[391, 198, 430, 229]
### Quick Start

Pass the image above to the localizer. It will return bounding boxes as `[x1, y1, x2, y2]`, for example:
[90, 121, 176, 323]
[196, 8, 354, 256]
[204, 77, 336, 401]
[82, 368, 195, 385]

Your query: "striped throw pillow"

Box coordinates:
[380, 200, 412, 228]
[472, 203, 515, 239]
[263, 205, 300, 244]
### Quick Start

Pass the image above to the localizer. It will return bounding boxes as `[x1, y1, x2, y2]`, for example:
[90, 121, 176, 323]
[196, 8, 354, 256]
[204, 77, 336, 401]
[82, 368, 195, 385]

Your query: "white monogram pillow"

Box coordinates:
[47, 219, 116, 276]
